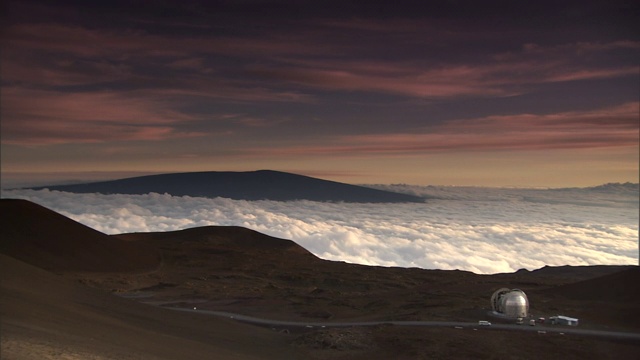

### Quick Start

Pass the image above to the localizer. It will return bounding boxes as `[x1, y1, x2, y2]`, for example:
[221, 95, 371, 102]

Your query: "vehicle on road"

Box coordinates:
[529, 319, 536, 326]
[478, 321, 491, 326]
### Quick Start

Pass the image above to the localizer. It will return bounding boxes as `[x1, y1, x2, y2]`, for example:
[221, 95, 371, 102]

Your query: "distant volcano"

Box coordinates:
[28, 170, 425, 203]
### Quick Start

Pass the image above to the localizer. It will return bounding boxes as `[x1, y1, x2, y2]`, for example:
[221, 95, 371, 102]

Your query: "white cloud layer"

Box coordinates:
[2, 184, 637, 274]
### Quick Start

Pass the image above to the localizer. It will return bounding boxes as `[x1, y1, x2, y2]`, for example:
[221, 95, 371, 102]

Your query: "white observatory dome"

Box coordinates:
[490, 288, 529, 318]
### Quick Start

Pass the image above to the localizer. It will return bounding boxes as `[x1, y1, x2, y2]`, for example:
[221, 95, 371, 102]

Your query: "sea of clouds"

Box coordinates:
[2, 183, 638, 274]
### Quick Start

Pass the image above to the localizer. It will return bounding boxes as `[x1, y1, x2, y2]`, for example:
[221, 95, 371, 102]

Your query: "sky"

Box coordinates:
[3, 184, 637, 273]
[1, 0, 639, 187]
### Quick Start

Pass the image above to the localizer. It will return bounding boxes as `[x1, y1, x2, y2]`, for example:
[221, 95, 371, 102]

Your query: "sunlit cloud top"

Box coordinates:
[2, 184, 637, 274]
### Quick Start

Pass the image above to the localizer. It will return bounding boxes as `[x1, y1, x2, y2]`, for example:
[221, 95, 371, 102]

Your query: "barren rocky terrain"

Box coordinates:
[2, 198, 639, 359]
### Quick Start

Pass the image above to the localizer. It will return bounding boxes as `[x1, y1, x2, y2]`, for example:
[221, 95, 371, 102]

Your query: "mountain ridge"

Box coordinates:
[27, 170, 425, 203]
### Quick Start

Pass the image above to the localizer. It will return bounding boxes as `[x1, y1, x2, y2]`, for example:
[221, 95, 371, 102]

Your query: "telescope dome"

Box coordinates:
[490, 288, 529, 318]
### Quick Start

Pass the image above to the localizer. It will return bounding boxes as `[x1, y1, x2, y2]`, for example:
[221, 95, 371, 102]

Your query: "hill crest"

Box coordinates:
[0, 199, 160, 272]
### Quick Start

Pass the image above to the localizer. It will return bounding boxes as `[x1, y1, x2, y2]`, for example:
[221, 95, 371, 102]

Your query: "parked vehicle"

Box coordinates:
[529, 319, 536, 326]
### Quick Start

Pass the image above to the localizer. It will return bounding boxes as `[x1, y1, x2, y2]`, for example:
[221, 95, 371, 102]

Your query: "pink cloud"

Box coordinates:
[2, 23, 320, 104]
[249, 63, 508, 98]
[0, 84, 303, 146]
[520, 41, 640, 55]
[247, 102, 639, 156]
[136, 86, 314, 105]
[0, 88, 206, 145]
[2, 20, 637, 148]
[166, 57, 210, 71]
[543, 68, 638, 82]
[1, 56, 133, 87]
[3, 23, 335, 61]
[248, 47, 636, 98]
[3, 22, 636, 102]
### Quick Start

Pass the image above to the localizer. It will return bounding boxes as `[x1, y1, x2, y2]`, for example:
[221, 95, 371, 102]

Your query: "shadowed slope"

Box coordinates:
[28, 170, 425, 203]
[0, 199, 159, 272]
[1, 199, 638, 359]
[523, 264, 634, 283]
[0, 254, 296, 360]
[531, 267, 640, 329]
[117, 225, 318, 258]
[544, 267, 640, 302]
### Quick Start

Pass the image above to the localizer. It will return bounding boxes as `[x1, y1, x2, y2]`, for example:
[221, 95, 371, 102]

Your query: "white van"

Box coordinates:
[478, 321, 492, 326]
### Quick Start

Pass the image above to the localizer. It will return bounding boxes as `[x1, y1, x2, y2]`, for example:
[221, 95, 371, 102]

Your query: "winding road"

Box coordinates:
[168, 307, 640, 341]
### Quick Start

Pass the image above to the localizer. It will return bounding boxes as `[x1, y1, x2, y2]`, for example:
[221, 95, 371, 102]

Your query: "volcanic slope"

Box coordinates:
[0, 198, 159, 272]
[0, 199, 298, 359]
[0, 254, 298, 360]
[2, 199, 639, 359]
[533, 267, 640, 329]
[27, 170, 424, 203]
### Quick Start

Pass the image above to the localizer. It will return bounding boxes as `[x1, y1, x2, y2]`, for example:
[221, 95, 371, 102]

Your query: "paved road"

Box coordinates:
[168, 307, 640, 341]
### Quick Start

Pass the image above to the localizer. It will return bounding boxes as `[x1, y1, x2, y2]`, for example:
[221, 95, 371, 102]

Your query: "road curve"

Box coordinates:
[168, 307, 640, 341]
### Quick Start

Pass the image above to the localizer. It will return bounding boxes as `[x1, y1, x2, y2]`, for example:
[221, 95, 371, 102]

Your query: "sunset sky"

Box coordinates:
[2, 0, 638, 187]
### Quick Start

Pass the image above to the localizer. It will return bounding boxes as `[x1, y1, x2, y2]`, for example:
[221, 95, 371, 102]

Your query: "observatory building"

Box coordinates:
[490, 288, 529, 318]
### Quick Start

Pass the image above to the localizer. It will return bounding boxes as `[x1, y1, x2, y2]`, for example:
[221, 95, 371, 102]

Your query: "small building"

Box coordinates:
[549, 315, 579, 326]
